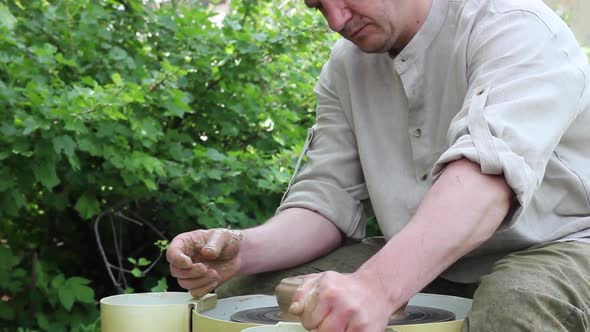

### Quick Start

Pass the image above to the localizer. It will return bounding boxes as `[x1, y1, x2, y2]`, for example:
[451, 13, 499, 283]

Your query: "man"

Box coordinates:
[167, 0, 590, 331]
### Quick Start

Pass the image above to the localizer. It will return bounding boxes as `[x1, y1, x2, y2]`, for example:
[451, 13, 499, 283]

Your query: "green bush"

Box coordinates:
[4, 1, 583, 330]
[0, 0, 335, 330]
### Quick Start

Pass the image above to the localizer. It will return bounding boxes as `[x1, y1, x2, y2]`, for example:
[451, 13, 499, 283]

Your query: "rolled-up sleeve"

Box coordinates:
[276, 47, 369, 239]
[432, 10, 588, 228]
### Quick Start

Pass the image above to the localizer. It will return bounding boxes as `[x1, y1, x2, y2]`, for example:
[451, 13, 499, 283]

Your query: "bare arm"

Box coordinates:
[289, 158, 513, 331]
[166, 207, 342, 297]
[236, 207, 343, 276]
[356, 158, 513, 310]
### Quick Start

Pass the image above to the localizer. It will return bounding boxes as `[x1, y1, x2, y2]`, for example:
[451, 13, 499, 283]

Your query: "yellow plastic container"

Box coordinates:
[101, 292, 193, 332]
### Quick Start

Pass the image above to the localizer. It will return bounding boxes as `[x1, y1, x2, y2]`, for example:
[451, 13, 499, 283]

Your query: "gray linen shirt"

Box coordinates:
[277, 0, 590, 283]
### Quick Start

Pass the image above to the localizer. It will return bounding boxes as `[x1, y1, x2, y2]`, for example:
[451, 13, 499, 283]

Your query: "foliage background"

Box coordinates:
[0, 0, 335, 330]
[0, 0, 588, 331]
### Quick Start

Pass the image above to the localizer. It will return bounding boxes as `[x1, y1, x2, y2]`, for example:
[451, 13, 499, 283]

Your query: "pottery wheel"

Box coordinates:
[230, 305, 456, 325]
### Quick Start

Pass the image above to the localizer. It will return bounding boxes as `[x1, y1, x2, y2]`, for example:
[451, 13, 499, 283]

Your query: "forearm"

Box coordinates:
[356, 158, 513, 309]
[236, 207, 343, 276]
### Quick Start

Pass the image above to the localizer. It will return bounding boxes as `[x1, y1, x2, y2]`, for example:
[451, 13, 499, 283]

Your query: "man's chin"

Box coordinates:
[348, 36, 390, 54]
[354, 43, 390, 54]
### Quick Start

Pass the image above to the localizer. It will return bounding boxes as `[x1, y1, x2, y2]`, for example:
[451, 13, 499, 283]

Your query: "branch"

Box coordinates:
[148, 67, 183, 92]
[94, 200, 130, 294]
[94, 200, 170, 292]
[71, 85, 126, 117]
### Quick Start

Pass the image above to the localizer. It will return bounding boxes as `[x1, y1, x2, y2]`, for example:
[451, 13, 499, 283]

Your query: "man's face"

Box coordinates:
[305, 0, 429, 54]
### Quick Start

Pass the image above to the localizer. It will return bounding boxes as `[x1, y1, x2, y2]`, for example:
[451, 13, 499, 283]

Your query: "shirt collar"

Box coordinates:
[393, 0, 449, 74]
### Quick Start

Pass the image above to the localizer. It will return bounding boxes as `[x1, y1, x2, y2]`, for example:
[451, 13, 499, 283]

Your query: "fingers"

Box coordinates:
[167, 229, 242, 267]
[201, 229, 241, 260]
[289, 274, 339, 331]
[167, 228, 242, 297]
[166, 237, 194, 269]
[170, 264, 220, 284]
[177, 274, 217, 291]
[289, 272, 380, 332]
[301, 284, 332, 330]
[314, 312, 349, 332]
[170, 263, 208, 279]
[289, 274, 320, 316]
[217, 229, 242, 260]
[174, 263, 220, 297]
[187, 280, 219, 297]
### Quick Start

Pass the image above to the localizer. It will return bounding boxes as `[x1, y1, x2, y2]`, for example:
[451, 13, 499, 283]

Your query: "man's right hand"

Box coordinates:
[166, 228, 243, 297]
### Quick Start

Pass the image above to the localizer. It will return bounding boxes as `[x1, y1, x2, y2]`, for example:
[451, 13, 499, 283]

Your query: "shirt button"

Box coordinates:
[420, 173, 428, 181]
[413, 128, 422, 137]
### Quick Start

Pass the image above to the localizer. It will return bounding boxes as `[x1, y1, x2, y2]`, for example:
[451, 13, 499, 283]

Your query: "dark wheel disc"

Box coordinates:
[230, 305, 455, 325]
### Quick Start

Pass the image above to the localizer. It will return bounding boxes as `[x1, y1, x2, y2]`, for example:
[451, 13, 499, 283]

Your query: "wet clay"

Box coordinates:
[274, 276, 305, 321]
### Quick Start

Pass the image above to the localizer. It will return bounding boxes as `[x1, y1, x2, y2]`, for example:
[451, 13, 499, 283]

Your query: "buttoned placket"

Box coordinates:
[396, 59, 431, 183]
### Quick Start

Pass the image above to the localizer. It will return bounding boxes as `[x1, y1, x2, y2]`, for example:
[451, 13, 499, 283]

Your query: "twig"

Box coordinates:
[95, 200, 170, 291]
[148, 67, 183, 92]
[94, 200, 130, 294]
[71, 85, 126, 117]
[113, 212, 143, 226]
[127, 210, 168, 240]
[109, 215, 126, 288]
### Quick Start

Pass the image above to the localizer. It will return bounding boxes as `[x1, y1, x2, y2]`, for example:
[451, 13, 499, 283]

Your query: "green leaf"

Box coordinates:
[0, 122, 16, 137]
[52, 135, 77, 158]
[11, 137, 33, 157]
[67, 277, 91, 286]
[154, 240, 169, 251]
[206, 169, 223, 180]
[163, 99, 187, 118]
[112, 73, 123, 85]
[36, 313, 51, 331]
[137, 257, 150, 266]
[206, 148, 226, 161]
[22, 116, 40, 135]
[34, 260, 48, 291]
[0, 246, 21, 268]
[0, 4, 16, 31]
[150, 278, 168, 292]
[74, 193, 101, 219]
[141, 177, 157, 191]
[127, 257, 137, 265]
[76, 136, 101, 156]
[163, 90, 192, 118]
[64, 117, 88, 134]
[108, 46, 129, 62]
[58, 286, 75, 311]
[33, 160, 60, 190]
[25, 81, 44, 106]
[0, 168, 11, 191]
[161, 60, 180, 73]
[73, 284, 95, 304]
[0, 301, 15, 320]
[55, 53, 78, 67]
[104, 107, 128, 121]
[131, 268, 143, 278]
[51, 274, 66, 289]
[12, 268, 26, 279]
[133, 118, 162, 141]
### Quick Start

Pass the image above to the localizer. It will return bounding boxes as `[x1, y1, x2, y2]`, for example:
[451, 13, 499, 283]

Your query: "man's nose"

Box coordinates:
[322, 2, 352, 33]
